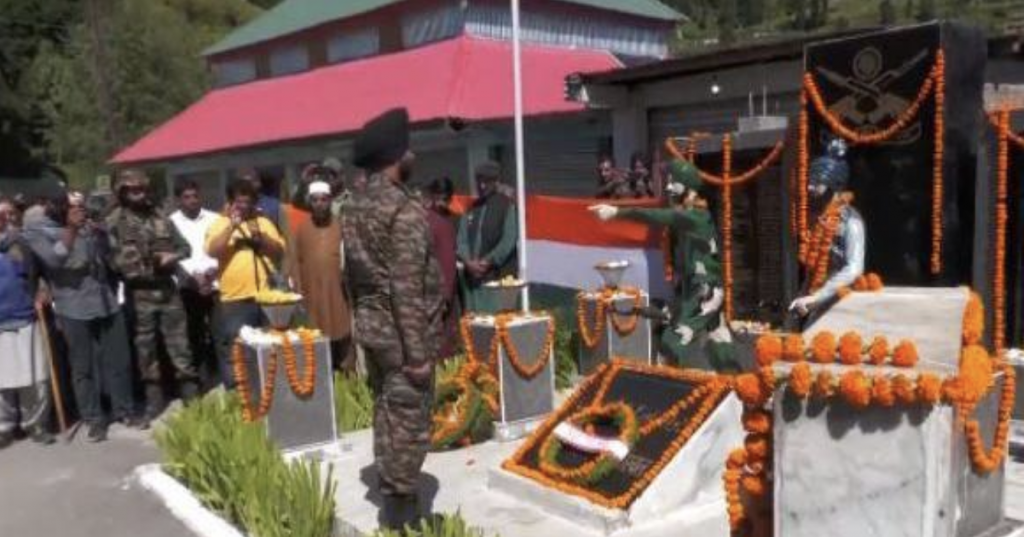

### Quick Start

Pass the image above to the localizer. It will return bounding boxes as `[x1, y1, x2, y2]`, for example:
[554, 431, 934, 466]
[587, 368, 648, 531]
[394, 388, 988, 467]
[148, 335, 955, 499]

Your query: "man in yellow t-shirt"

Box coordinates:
[205, 178, 285, 388]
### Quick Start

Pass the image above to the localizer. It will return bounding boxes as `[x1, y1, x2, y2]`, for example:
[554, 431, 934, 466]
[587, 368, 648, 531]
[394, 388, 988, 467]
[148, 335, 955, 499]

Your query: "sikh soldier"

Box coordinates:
[590, 159, 739, 372]
[107, 169, 199, 419]
[342, 108, 443, 529]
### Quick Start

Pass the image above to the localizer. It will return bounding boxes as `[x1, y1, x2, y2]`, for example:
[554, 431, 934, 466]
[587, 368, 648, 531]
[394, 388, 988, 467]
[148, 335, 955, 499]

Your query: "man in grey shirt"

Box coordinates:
[23, 189, 145, 442]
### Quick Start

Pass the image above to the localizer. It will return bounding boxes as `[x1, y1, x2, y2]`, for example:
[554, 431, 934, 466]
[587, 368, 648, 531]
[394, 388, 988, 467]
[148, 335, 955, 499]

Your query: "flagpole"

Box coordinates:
[511, 0, 530, 311]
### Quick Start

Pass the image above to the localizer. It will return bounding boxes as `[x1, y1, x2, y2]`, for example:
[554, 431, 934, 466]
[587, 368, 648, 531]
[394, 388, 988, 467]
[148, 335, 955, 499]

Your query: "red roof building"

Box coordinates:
[113, 0, 680, 202]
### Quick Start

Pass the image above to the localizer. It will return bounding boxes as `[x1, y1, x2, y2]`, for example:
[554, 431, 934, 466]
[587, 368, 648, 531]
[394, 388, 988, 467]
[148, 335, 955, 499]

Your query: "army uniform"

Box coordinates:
[343, 108, 444, 529]
[106, 206, 198, 407]
[613, 160, 738, 372]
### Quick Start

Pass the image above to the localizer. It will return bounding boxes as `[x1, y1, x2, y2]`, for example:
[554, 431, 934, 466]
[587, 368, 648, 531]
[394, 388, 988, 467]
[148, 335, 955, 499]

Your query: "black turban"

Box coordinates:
[353, 108, 410, 171]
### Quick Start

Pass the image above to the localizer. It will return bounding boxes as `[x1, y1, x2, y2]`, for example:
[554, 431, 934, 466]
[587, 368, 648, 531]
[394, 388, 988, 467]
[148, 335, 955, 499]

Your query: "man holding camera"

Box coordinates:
[205, 178, 285, 388]
[106, 169, 198, 418]
[23, 188, 144, 441]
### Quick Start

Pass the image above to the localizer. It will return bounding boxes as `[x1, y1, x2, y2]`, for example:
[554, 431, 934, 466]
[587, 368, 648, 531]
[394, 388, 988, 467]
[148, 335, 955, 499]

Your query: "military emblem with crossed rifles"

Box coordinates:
[815, 47, 930, 145]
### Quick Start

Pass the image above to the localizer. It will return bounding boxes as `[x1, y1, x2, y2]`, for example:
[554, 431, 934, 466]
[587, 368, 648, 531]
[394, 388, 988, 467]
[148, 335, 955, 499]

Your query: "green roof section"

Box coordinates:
[204, 0, 681, 57]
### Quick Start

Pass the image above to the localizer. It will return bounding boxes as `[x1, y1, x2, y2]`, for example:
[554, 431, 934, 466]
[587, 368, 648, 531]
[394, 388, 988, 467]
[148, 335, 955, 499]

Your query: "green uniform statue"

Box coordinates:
[591, 160, 738, 372]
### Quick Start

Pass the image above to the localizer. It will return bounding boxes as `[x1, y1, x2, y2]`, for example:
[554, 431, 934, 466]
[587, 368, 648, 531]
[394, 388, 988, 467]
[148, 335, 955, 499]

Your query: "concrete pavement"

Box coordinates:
[0, 423, 191, 537]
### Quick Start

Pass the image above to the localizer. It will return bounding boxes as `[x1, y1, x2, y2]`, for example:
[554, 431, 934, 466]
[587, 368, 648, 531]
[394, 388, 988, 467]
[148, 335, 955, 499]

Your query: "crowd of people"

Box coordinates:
[0, 128, 519, 448]
[595, 152, 656, 199]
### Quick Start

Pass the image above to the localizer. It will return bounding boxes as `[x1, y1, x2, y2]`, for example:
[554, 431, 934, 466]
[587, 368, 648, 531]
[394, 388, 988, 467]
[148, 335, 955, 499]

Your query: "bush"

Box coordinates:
[335, 372, 375, 432]
[372, 512, 495, 537]
[154, 391, 337, 537]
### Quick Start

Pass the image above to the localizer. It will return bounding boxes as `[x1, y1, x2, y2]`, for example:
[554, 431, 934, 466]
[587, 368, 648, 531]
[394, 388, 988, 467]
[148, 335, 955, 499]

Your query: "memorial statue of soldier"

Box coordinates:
[789, 140, 866, 324]
[341, 108, 444, 530]
[106, 169, 198, 419]
[590, 159, 739, 372]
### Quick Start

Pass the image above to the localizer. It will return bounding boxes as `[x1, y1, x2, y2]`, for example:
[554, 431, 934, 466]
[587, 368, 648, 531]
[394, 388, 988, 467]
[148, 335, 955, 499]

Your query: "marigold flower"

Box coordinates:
[892, 374, 916, 404]
[744, 433, 770, 461]
[789, 362, 813, 398]
[727, 448, 747, 468]
[892, 340, 919, 368]
[812, 370, 834, 398]
[811, 332, 837, 364]
[783, 335, 805, 362]
[868, 336, 889, 366]
[962, 292, 985, 346]
[736, 373, 770, 407]
[742, 409, 772, 434]
[839, 370, 872, 408]
[741, 475, 768, 497]
[839, 332, 863, 365]
[866, 273, 884, 291]
[755, 334, 783, 367]
[917, 373, 943, 404]
[872, 375, 895, 407]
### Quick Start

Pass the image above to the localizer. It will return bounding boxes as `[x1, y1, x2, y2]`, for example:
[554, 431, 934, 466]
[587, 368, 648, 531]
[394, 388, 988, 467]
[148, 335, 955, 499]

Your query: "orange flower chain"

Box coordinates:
[988, 110, 1012, 353]
[461, 312, 556, 379]
[800, 193, 853, 293]
[576, 287, 644, 349]
[232, 340, 278, 423]
[503, 361, 729, 510]
[280, 329, 318, 398]
[722, 134, 734, 321]
[757, 330, 918, 368]
[800, 49, 946, 274]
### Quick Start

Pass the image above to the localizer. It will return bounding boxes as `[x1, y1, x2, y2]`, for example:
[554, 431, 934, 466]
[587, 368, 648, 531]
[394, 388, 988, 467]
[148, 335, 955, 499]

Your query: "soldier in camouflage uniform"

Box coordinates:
[342, 108, 443, 530]
[107, 169, 199, 418]
[591, 159, 739, 372]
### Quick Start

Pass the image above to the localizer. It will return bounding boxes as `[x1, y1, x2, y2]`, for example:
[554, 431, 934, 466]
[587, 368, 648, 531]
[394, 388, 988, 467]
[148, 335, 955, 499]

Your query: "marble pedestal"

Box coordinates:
[238, 336, 337, 452]
[578, 291, 653, 375]
[490, 393, 743, 535]
[467, 314, 555, 441]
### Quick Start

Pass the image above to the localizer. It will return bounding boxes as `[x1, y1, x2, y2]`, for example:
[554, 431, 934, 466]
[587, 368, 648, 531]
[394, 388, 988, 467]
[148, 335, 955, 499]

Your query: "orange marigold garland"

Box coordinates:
[931, 50, 946, 275]
[893, 374, 917, 405]
[232, 340, 278, 422]
[577, 292, 607, 349]
[783, 334, 805, 362]
[801, 194, 852, 294]
[497, 312, 556, 379]
[722, 134, 735, 321]
[871, 375, 896, 407]
[798, 89, 811, 259]
[839, 370, 872, 408]
[838, 331, 863, 365]
[789, 362, 813, 398]
[811, 332, 837, 364]
[963, 363, 1016, 473]
[813, 370, 835, 399]
[735, 373, 771, 407]
[742, 409, 773, 435]
[755, 334, 783, 367]
[892, 340, 920, 368]
[868, 336, 889, 365]
[962, 291, 985, 347]
[917, 373, 943, 405]
[724, 448, 746, 531]
[279, 330, 317, 398]
[993, 109, 1010, 353]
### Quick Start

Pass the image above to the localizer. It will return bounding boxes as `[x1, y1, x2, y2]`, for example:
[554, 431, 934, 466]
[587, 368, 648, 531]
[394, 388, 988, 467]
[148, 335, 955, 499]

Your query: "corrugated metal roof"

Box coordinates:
[204, 0, 681, 56]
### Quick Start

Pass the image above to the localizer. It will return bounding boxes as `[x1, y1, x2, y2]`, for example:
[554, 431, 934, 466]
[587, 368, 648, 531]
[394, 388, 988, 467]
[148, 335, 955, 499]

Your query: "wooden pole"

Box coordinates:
[36, 303, 69, 435]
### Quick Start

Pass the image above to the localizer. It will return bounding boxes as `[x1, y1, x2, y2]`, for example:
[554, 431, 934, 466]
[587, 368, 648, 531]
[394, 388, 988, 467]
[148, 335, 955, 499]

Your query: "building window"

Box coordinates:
[212, 58, 257, 87]
[402, 4, 464, 49]
[269, 44, 309, 76]
[327, 27, 380, 63]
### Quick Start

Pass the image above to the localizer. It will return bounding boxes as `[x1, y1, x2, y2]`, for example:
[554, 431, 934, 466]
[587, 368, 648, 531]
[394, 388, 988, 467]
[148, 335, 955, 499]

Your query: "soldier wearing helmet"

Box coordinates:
[107, 168, 198, 419]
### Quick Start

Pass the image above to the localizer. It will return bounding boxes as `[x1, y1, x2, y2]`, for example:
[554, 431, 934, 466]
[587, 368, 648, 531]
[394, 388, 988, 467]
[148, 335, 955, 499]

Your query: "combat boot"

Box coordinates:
[381, 494, 420, 531]
[144, 383, 166, 421]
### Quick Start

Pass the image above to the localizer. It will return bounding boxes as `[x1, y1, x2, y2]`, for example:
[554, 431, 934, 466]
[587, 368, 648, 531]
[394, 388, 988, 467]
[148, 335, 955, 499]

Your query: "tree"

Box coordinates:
[880, 0, 898, 24]
[719, 0, 739, 45]
[916, 0, 937, 21]
[26, 0, 263, 187]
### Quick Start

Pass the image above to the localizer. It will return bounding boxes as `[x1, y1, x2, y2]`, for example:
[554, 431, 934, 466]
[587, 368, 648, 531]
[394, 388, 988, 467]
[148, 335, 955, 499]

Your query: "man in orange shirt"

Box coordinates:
[205, 179, 285, 388]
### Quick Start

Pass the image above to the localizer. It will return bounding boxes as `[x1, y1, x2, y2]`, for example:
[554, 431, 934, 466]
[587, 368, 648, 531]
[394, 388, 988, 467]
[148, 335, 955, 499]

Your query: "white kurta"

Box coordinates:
[0, 322, 49, 390]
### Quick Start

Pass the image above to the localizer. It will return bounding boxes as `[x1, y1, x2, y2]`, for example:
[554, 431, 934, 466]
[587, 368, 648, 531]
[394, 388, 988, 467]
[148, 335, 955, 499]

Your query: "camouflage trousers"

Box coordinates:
[367, 353, 432, 496]
[128, 288, 198, 383]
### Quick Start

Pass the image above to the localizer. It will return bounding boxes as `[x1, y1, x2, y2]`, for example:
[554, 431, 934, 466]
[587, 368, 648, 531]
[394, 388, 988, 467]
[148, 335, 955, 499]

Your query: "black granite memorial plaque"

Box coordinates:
[804, 23, 985, 285]
[503, 361, 729, 509]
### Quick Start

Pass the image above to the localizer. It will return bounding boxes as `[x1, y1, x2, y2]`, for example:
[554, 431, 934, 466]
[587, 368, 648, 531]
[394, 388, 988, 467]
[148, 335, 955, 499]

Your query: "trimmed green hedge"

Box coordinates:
[154, 392, 337, 537]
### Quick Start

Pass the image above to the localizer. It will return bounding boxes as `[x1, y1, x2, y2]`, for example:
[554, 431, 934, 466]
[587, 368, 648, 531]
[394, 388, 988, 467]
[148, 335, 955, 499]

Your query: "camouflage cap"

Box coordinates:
[115, 168, 150, 191]
[666, 159, 704, 196]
